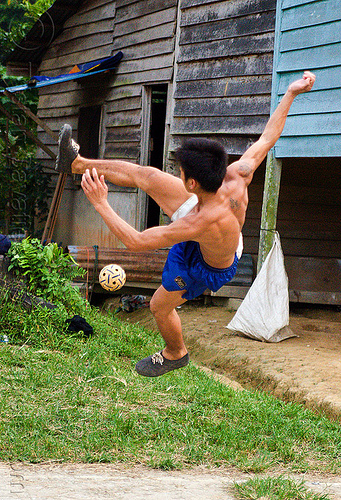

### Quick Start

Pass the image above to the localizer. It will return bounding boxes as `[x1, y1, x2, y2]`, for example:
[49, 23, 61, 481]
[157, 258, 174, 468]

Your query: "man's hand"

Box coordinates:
[81, 168, 108, 210]
[288, 70, 316, 96]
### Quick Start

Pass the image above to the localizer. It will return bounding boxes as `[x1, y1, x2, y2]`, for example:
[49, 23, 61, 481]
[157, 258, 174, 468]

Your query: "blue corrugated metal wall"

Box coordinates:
[271, 0, 341, 157]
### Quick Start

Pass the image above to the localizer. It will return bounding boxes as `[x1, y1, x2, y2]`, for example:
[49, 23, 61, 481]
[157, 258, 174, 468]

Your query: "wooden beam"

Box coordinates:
[257, 149, 282, 273]
[0, 100, 56, 159]
[137, 86, 152, 232]
[4, 90, 58, 141]
[289, 290, 341, 306]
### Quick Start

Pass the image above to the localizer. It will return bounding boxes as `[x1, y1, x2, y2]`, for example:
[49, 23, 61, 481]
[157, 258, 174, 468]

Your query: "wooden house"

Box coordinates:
[4, 0, 341, 304]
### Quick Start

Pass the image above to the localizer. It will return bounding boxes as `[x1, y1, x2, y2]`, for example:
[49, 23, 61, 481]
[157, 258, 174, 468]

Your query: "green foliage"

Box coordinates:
[0, 1, 26, 55]
[0, 0, 54, 236]
[0, 291, 71, 348]
[0, 154, 51, 236]
[0, 0, 54, 56]
[0, 67, 50, 236]
[233, 475, 331, 500]
[7, 238, 87, 312]
[22, 0, 53, 21]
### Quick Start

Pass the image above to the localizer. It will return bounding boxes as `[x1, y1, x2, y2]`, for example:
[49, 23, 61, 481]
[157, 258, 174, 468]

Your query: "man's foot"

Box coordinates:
[55, 124, 80, 173]
[135, 351, 189, 377]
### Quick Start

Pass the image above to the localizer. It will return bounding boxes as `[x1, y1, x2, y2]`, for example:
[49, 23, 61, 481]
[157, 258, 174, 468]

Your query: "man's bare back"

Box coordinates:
[179, 173, 245, 268]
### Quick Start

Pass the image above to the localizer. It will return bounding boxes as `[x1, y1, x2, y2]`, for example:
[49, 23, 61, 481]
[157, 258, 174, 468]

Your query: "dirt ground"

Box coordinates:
[2, 462, 341, 500]
[108, 297, 341, 421]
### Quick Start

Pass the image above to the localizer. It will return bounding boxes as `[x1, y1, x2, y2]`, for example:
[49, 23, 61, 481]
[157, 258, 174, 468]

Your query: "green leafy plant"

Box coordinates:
[7, 238, 87, 312]
[22, 0, 54, 22]
[0, 0, 54, 55]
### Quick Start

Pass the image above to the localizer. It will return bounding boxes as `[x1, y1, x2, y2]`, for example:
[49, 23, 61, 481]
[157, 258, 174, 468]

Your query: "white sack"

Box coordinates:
[227, 232, 296, 342]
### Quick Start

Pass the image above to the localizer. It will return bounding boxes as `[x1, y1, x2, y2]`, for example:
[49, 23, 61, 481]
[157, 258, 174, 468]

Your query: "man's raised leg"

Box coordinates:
[56, 124, 191, 218]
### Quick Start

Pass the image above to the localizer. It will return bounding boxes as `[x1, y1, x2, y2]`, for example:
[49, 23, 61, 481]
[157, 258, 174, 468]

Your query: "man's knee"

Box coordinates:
[150, 291, 174, 319]
[149, 294, 162, 318]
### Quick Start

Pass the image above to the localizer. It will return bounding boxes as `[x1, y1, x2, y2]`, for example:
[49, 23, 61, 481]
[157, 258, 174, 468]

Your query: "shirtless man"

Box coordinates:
[56, 71, 315, 377]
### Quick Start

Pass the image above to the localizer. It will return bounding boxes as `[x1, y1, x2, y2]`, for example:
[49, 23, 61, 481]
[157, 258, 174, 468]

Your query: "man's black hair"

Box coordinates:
[175, 138, 227, 193]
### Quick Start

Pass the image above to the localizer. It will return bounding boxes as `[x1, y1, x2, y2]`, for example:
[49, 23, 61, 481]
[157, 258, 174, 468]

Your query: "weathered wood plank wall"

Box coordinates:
[37, 0, 116, 153]
[107, 0, 178, 163]
[36, 0, 122, 247]
[36, 0, 179, 247]
[168, 0, 276, 156]
[276, 157, 341, 260]
[167, 0, 276, 257]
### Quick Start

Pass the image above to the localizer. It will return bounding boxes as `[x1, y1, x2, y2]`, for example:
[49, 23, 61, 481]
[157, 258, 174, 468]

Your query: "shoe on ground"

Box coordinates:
[135, 351, 189, 377]
[55, 124, 80, 174]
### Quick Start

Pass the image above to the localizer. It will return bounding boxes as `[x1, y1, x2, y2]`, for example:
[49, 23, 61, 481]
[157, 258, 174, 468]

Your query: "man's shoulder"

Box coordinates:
[225, 160, 253, 180]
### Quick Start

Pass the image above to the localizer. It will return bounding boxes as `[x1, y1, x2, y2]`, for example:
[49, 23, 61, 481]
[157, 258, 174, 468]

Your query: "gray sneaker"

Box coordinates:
[55, 124, 80, 173]
[135, 351, 189, 377]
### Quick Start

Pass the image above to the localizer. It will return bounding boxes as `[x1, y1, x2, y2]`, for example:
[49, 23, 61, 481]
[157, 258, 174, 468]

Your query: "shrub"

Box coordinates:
[7, 237, 87, 313]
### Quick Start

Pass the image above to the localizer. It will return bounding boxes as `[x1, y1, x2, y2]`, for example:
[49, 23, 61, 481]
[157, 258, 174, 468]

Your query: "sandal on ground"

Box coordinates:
[135, 351, 189, 377]
[55, 124, 80, 173]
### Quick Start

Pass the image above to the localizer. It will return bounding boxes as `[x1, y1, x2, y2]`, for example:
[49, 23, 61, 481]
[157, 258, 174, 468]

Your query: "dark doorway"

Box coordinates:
[146, 85, 168, 228]
[78, 105, 102, 159]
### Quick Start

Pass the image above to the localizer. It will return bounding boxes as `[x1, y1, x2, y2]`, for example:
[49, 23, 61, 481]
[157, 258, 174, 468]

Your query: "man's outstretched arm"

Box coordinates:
[81, 168, 202, 251]
[229, 71, 316, 182]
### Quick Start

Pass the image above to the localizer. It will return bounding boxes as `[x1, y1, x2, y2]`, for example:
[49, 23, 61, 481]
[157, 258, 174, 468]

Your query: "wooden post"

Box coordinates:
[138, 86, 152, 231]
[41, 172, 67, 244]
[257, 149, 282, 273]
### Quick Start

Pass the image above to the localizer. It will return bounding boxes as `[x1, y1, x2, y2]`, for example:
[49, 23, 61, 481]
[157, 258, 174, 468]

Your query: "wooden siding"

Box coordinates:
[106, 0, 178, 164]
[57, 190, 138, 247]
[39, 0, 116, 76]
[166, 0, 276, 264]
[35, 0, 121, 246]
[36, 0, 116, 162]
[271, 0, 341, 157]
[261, 0, 341, 270]
[168, 0, 276, 157]
[35, 0, 178, 245]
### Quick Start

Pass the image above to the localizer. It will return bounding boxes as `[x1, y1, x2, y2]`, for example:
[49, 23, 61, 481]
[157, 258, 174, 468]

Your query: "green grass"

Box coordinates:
[0, 299, 341, 474]
[233, 476, 331, 500]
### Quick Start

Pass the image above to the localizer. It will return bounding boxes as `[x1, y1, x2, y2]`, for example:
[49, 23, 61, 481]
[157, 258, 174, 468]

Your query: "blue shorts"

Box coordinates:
[162, 241, 238, 300]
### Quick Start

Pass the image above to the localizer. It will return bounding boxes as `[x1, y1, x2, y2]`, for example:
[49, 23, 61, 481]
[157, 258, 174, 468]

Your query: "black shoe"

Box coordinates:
[55, 124, 80, 173]
[135, 351, 189, 377]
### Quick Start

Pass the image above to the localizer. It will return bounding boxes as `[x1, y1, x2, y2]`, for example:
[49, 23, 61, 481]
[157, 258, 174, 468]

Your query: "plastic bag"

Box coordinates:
[227, 232, 296, 342]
